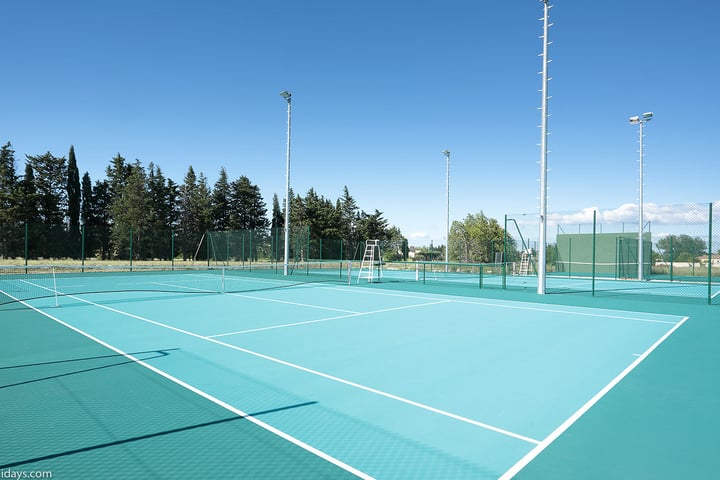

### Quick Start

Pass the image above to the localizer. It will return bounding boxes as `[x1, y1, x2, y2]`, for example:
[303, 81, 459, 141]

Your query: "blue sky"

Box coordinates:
[3, 1, 718, 246]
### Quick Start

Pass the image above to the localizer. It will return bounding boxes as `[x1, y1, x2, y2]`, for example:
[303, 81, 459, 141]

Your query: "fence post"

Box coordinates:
[81, 225, 85, 272]
[503, 215, 508, 290]
[24, 222, 28, 273]
[669, 235, 674, 281]
[709, 202, 713, 305]
[171, 230, 175, 270]
[592, 210, 597, 296]
[129, 228, 133, 271]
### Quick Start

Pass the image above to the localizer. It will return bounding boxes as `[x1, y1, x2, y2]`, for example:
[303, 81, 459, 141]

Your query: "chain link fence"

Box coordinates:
[506, 202, 719, 304]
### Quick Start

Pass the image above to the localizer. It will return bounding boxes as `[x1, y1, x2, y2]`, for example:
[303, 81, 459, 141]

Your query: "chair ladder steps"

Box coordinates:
[357, 240, 381, 282]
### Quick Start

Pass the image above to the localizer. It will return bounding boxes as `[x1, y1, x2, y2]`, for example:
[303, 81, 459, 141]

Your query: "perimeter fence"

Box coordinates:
[0, 223, 409, 267]
[1, 203, 716, 304]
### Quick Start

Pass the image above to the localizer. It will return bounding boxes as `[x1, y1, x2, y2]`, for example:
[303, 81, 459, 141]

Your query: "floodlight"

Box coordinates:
[442, 150, 450, 273]
[628, 111, 654, 280]
[280, 91, 292, 275]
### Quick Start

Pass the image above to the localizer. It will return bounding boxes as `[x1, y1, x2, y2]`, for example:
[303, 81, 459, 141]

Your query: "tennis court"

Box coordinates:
[378, 261, 720, 303]
[1, 266, 718, 479]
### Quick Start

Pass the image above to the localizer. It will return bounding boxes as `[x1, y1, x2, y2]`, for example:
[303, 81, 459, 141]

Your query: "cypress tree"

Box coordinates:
[66, 145, 81, 256]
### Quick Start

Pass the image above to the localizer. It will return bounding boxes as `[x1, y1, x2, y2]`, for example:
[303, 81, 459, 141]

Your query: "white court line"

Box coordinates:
[208, 300, 452, 337]
[1, 289, 373, 480]
[226, 291, 360, 314]
[319, 284, 684, 325]
[498, 315, 690, 480]
[150, 281, 360, 314]
[25, 284, 540, 445]
[150, 281, 219, 292]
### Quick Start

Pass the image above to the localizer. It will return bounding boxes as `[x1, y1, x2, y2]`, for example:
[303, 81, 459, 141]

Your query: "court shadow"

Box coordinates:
[0, 401, 318, 469]
[0, 349, 178, 389]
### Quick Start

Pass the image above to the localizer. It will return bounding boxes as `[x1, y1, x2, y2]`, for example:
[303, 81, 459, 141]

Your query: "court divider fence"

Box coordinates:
[506, 202, 719, 305]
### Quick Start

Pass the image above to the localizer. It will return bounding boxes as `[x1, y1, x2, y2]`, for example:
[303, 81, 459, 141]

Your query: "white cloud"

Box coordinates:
[548, 202, 719, 226]
[409, 232, 429, 240]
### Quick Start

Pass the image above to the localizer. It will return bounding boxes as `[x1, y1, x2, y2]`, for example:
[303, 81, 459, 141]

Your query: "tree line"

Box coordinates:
[0, 142, 406, 261]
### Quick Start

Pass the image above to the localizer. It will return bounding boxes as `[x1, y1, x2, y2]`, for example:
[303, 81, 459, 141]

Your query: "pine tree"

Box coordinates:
[339, 186, 359, 258]
[25, 152, 67, 257]
[178, 166, 200, 260]
[147, 164, 178, 259]
[16, 163, 40, 257]
[196, 173, 214, 234]
[228, 175, 269, 231]
[211, 167, 231, 231]
[109, 161, 149, 260]
[357, 209, 389, 242]
[105, 153, 131, 201]
[91, 180, 112, 259]
[0, 143, 19, 257]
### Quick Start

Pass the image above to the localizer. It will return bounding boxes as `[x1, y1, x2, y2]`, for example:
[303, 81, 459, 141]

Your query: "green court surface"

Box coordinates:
[1, 269, 718, 479]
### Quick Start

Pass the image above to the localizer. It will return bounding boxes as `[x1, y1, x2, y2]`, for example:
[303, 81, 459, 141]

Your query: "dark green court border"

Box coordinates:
[0, 304, 360, 480]
[510, 294, 720, 479]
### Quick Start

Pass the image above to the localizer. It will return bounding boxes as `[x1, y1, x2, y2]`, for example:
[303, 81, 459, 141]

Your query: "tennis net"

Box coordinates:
[0, 262, 349, 306]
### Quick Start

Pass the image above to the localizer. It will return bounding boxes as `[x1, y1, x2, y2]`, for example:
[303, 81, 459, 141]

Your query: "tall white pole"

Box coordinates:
[629, 112, 652, 280]
[638, 121, 644, 281]
[443, 150, 450, 273]
[281, 91, 292, 276]
[538, 0, 550, 294]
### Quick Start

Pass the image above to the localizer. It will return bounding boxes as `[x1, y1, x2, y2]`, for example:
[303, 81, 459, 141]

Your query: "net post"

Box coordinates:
[221, 266, 226, 293]
[347, 261, 352, 285]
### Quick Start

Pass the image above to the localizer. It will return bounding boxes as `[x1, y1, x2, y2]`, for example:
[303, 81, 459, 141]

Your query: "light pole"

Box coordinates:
[442, 150, 450, 273]
[537, 0, 552, 294]
[629, 111, 653, 281]
[280, 90, 292, 276]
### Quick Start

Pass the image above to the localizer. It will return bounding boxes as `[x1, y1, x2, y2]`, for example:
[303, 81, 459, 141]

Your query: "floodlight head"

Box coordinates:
[442, 150, 450, 157]
[280, 91, 292, 101]
[629, 116, 641, 125]
[642, 112, 653, 121]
